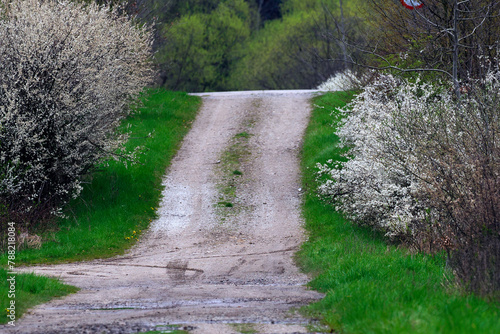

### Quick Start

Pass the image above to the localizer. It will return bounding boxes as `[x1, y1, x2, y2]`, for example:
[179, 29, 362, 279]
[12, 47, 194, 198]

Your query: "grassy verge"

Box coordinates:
[2, 89, 200, 265]
[0, 268, 78, 324]
[298, 92, 500, 333]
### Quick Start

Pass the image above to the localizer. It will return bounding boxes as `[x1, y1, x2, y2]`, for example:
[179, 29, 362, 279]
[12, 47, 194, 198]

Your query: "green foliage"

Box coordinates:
[171, 0, 220, 15]
[154, 0, 369, 91]
[0, 89, 200, 265]
[298, 92, 500, 333]
[376, 36, 449, 84]
[228, 12, 323, 90]
[282, 0, 336, 14]
[159, 0, 253, 91]
[228, 1, 366, 90]
[282, 0, 361, 15]
[365, 0, 500, 85]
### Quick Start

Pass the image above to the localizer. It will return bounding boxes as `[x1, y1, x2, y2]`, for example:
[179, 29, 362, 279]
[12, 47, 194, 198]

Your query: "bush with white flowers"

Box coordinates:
[317, 69, 374, 92]
[319, 72, 500, 295]
[319, 75, 426, 237]
[0, 0, 153, 222]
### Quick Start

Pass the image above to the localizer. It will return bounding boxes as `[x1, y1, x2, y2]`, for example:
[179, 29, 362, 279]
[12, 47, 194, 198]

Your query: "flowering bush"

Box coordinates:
[319, 72, 500, 295]
[0, 0, 153, 224]
[317, 69, 374, 92]
[318, 75, 430, 238]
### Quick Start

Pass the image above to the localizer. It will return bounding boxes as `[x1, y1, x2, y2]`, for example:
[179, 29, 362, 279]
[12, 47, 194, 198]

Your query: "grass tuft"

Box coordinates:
[217, 201, 234, 208]
[298, 91, 500, 333]
[0, 268, 78, 324]
[235, 132, 252, 138]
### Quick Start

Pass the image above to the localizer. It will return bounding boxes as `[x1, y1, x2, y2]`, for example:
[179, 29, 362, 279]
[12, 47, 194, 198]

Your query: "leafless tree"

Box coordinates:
[359, 0, 500, 97]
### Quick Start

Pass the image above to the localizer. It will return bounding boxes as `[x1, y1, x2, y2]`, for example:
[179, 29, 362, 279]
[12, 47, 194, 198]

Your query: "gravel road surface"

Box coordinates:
[3, 90, 325, 334]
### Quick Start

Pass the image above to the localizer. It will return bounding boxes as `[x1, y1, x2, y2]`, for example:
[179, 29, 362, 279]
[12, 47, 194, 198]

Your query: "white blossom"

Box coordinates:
[318, 75, 438, 237]
[0, 0, 153, 217]
[317, 69, 374, 91]
[319, 71, 500, 241]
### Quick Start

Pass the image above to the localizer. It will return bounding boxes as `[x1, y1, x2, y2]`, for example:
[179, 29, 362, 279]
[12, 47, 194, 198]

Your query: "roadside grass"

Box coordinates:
[2, 89, 200, 265]
[298, 92, 500, 333]
[0, 268, 78, 324]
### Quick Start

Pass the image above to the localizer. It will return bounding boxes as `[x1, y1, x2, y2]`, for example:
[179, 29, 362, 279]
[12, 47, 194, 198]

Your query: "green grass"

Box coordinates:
[298, 92, 500, 333]
[0, 268, 78, 324]
[2, 89, 200, 265]
[235, 131, 252, 139]
[214, 123, 253, 223]
[230, 323, 258, 334]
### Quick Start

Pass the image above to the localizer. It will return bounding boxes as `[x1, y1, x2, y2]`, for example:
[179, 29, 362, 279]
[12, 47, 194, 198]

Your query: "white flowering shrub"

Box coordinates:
[0, 0, 153, 224]
[319, 72, 500, 296]
[318, 75, 428, 237]
[317, 69, 374, 91]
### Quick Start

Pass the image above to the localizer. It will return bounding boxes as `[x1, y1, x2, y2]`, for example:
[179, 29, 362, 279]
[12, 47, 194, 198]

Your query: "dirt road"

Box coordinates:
[4, 90, 324, 334]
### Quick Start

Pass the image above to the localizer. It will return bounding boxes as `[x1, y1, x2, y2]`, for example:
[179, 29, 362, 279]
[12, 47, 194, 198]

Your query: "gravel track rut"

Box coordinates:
[3, 90, 324, 334]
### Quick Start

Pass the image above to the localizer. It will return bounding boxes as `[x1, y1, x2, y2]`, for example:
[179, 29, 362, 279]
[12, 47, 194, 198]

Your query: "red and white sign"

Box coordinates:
[400, 0, 423, 9]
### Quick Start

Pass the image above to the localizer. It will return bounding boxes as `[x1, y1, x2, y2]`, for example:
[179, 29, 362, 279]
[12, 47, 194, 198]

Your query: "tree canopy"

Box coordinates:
[87, 0, 500, 92]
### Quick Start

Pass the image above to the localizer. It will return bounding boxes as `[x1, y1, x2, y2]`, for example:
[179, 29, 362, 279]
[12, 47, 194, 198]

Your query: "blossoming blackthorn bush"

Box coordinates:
[316, 69, 375, 92]
[317, 75, 429, 238]
[0, 0, 153, 230]
[319, 73, 500, 296]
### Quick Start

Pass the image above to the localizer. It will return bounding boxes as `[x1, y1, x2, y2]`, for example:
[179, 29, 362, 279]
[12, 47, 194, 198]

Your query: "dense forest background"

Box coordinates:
[95, 0, 500, 93]
[103, 0, 368, 92]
